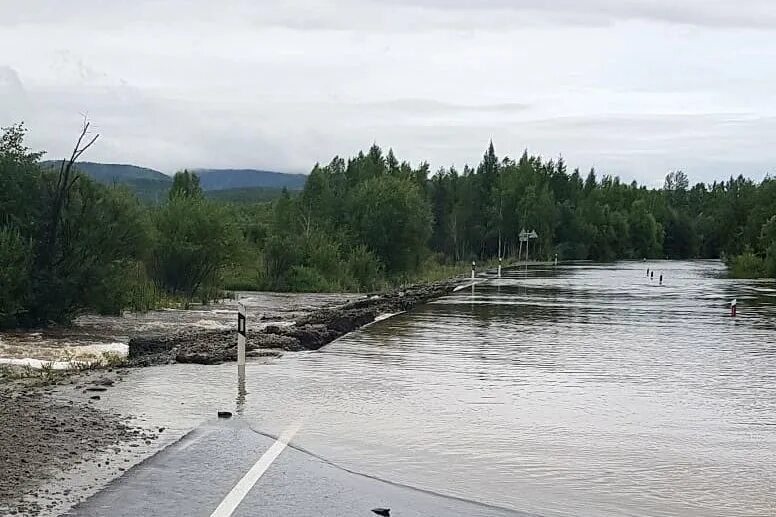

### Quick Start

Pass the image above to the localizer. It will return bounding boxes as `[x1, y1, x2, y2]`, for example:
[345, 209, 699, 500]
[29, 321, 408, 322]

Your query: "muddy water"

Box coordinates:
[0, 292, 355, 367]
[90, 261, 776, 517]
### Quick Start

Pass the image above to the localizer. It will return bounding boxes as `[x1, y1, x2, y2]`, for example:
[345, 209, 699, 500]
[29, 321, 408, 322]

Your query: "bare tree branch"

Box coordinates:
[34, 118, 100, 282]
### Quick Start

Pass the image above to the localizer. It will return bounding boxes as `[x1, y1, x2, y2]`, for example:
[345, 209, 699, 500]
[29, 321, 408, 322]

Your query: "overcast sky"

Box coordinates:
[2, 0, 775, 185]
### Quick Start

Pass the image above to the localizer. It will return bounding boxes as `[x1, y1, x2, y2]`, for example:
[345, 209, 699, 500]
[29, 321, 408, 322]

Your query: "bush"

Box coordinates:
[151, 197, 241, 300]
[302, 233, 343, 281]
[87, 261, 165, 314]
[347, 245, 384, 291]
[728, 251, 767, 278]
[286, 265, 335, 292]
[262, 234, 302, 290]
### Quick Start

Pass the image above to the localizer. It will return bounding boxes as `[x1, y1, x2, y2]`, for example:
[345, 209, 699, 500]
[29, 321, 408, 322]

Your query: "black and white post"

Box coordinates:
[498, 256, 502, 278]
[471, 261, 476, 280]
[237, 301, 247, 369]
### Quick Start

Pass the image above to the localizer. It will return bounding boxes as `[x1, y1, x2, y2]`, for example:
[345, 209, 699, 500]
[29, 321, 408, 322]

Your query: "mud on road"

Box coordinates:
[128, 279, 462, 366]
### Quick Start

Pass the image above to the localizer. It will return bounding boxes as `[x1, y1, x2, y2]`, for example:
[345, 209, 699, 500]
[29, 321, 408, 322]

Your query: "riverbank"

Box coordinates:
[127, 276, 466, 366]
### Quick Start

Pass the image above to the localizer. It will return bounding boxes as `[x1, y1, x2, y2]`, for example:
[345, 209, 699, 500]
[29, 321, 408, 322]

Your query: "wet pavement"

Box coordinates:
[8, 261, 776, 516]
[71, 261, 776, 517]
[67, 417, 528, 517]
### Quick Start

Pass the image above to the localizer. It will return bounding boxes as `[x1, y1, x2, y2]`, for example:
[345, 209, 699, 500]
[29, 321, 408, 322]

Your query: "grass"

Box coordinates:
[220, 256, 517, 294]
[400, 256, 511, 286]
[0, 361, 63, 385]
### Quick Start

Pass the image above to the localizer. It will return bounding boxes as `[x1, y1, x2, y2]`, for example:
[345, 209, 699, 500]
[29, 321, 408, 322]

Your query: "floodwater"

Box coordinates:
[61, 262, 776, 515]
[0, 292, 354, 367]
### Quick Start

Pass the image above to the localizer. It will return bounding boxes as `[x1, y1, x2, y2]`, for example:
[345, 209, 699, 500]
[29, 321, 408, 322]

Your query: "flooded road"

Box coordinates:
[68, 261, 776, 516]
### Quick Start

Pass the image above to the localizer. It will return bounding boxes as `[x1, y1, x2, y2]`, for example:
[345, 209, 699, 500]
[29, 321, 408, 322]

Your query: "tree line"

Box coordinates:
[1, 123, 774, 328]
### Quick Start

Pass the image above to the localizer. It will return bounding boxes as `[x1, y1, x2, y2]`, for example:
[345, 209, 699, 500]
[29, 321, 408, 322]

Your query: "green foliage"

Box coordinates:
[628, 200, 662, 258]
[286, 265, 336, 292]
[347, 245, 384, 291]
[261, 151, 433, 290]
[758, 216, 776, 278]
[0, 124, 158, 327]
[0, 227, 32, 326]
[764, 243, 776, 278]
[26, 179, 153, 323]
[347, 175, 432, 273]
[204, 186, 289, 204]
[0, 124, 43, 233]
[151, 196, 240, 299]
[169, 169, 203, 200]
[728, 250, 767, 279]
[6, 121, 776, 324]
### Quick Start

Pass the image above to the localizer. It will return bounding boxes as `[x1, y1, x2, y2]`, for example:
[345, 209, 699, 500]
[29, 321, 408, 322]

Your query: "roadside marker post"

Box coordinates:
[731, 299, 737, 318]
[237, 302, 247, 367]
[471, 261, 476, 280]
[498, 257, 502, 278]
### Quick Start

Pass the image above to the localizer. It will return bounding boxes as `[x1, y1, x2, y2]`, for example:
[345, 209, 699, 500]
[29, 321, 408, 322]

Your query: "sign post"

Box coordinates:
[237, 302, 247, 368]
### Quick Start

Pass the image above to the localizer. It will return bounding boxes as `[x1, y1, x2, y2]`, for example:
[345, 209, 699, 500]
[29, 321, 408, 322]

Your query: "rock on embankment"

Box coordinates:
[127, 279, 461, 366]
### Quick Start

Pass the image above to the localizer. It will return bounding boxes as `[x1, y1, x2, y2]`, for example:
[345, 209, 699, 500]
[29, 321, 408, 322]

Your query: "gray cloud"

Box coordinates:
[3, 0, 776, 30]
[0, 66, 29, 123]
[364, 99, 529, 114]
[1, 1, 775, 184]
[381, 0, 776, 29]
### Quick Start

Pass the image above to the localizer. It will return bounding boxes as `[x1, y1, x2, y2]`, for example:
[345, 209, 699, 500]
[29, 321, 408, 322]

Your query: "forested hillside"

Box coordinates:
[1, 123, 774, 328]
[38, 162, 305, 201]
[195, 169, 307, 191]
[40, 161, 172, 201]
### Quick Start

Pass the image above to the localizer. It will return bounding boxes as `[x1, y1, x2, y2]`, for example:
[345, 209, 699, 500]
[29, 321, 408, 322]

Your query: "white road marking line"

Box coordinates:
[209, 421, 302, 517]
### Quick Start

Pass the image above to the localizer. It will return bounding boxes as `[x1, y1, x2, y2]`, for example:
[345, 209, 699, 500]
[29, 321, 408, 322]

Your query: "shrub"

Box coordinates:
[286, 265, 335, 292]
[728, 251, 767, 278]
[347, 245, 384, 291]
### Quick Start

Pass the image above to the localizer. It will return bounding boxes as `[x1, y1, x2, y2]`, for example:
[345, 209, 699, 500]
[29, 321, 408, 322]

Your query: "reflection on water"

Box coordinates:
[236, 364, 247, 415]
[98, 261, 776, 517]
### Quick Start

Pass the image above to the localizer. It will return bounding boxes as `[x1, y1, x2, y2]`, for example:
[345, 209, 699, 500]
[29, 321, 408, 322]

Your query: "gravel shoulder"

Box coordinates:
[0, 371, 164, 516]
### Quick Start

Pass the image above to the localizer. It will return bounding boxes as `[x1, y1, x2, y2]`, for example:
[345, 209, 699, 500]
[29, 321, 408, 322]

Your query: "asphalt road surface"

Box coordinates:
[66, 418, 532, 517]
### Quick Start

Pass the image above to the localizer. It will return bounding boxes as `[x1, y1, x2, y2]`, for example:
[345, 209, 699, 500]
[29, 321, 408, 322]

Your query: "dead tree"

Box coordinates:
[31, 119, 99, 316]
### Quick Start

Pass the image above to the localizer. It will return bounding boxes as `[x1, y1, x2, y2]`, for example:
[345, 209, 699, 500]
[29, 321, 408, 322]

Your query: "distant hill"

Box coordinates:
[42, 161, 171, 183]
[41, 161, 172, 202]
[39, 162, 306, 202]
[194, 169, 307, 191]
[204, 186, 292, 204]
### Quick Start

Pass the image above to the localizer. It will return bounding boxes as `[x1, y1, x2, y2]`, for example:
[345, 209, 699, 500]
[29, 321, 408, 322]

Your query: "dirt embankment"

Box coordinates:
[127, 278, 462, 366]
